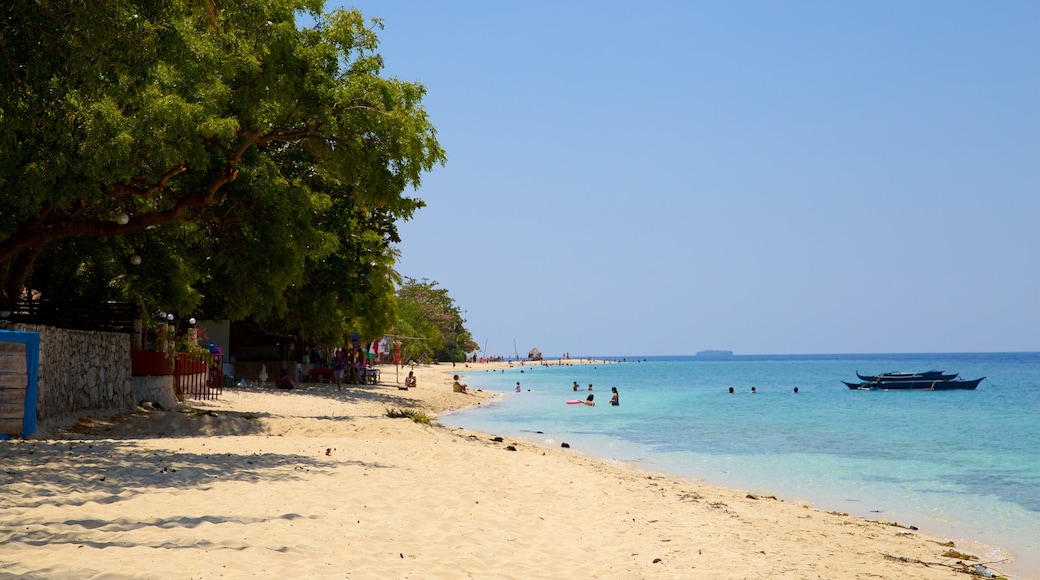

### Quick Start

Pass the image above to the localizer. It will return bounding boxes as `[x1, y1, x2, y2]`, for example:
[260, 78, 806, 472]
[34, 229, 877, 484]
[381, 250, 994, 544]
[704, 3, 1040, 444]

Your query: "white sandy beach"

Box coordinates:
[0, 362, 997, 579]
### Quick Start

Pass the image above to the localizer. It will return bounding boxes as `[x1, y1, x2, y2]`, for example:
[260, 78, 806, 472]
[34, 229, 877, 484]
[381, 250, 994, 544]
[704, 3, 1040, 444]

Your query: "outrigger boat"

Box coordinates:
[855, 370, 958, 382]
[844, 375, 983, 391]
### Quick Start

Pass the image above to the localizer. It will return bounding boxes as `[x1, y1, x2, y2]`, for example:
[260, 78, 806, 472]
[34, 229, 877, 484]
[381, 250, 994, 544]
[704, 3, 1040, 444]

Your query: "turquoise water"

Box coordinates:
[441, 353, 1040, 577]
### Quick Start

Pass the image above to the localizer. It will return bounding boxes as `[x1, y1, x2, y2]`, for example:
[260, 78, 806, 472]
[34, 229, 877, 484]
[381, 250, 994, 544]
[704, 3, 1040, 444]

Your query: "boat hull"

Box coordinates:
[845, 377, 984, 391]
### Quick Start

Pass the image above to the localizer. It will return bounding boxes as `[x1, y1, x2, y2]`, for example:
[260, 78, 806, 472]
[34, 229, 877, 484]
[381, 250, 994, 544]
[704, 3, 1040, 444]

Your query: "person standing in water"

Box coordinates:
[609, 387, 619, 406]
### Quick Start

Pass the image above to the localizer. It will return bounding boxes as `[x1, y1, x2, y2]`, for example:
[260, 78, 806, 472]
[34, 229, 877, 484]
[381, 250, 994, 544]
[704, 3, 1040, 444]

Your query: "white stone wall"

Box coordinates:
[10, 324, 134, 420]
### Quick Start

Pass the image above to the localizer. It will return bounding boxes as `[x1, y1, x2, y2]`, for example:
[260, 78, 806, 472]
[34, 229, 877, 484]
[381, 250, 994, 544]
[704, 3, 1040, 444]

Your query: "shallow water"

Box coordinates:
[442, 353, 1040, 577]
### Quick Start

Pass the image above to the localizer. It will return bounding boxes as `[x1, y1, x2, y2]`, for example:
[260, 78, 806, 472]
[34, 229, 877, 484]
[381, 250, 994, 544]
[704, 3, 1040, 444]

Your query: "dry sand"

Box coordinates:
[0, 362, 999, 578]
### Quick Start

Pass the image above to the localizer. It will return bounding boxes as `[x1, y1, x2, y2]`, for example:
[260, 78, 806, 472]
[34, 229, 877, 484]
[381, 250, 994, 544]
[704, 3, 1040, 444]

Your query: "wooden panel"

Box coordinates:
[0, 392, 24, 409]
[0, 389, 25, 404]
[0, 403, 24, 415]
[0, 359, 27, 373]
[0, 417, 23, 435]
[0, 342, 27, 355]
[0, 342, 27, 373]
[0, 374, 28, 391]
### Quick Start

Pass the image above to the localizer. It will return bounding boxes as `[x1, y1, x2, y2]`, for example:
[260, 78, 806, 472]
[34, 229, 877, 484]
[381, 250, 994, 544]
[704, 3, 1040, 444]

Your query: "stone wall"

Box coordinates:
[10, 324, 134, 420]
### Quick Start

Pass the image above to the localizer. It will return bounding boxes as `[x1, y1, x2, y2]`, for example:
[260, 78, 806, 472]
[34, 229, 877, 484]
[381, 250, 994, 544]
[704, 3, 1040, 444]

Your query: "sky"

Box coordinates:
[330, 1, 1039, 356]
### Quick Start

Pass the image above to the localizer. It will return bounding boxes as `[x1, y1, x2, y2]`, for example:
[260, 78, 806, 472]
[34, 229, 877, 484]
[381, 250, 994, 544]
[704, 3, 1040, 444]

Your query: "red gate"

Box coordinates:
[173, 353, 223, 400]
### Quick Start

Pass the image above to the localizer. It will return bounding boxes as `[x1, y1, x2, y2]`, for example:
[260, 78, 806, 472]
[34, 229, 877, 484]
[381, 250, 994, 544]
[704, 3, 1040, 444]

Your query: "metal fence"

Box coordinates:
[173, 355, 224, 400]
[8, 299, 140, 333]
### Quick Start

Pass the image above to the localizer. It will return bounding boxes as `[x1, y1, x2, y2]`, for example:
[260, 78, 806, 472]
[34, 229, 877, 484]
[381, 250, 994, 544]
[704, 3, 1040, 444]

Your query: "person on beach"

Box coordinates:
[405, 371, 417, 389]
[332, 348, 346, 392]
[609, 387, 619, 406]
[583, 394, 595, 406]
[276, 369, 295, 390]
[452, 375, 468, 393]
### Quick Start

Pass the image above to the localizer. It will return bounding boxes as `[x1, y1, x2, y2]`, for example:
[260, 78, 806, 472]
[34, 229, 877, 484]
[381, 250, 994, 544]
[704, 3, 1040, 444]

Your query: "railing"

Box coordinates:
[8, 299, 140, 333]
[173, 354, 224, 400]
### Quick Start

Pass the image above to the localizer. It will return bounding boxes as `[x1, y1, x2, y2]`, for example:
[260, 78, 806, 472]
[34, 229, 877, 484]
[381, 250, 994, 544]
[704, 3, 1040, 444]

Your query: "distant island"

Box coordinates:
[696, 350, 734, 357]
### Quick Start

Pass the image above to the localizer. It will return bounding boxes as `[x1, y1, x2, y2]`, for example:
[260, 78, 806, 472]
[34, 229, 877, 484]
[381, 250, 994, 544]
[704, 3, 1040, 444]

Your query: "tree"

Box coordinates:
[0, 0, 444, 346]
[395, 278, 478, 362]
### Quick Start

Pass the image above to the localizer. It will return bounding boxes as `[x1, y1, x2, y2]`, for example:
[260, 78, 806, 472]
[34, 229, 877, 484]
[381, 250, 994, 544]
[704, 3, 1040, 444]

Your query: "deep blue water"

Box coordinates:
[441, 352, 1040, 576]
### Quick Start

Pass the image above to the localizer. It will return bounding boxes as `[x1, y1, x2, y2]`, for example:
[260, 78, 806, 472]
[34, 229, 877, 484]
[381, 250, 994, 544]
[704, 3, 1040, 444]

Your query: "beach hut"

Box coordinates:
[527, 348, 542, 361]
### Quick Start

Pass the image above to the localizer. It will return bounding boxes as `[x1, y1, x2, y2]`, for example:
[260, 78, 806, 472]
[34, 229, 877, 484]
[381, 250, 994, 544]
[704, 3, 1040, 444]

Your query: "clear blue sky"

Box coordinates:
[331, 1, 1039, 356]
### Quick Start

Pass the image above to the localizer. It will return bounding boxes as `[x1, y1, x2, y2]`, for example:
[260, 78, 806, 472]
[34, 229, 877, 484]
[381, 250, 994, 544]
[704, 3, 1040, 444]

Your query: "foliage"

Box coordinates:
[0, 0, 444, 348]
[384, 407, 434, 425]
[394, 278, 478, 362]
[150, 321, 217, 367]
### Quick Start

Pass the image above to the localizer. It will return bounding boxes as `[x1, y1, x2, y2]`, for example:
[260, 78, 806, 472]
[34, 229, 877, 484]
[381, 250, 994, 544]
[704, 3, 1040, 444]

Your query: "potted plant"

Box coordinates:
[167, 325, 216, 375]
[131, 317, 216, 376]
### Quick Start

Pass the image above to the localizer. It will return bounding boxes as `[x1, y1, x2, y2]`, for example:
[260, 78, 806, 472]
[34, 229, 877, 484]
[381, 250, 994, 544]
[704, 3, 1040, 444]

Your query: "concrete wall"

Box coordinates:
[130, 376, 179, 410]
[198, 319, 230, 359]
[10, 324, 135, 420]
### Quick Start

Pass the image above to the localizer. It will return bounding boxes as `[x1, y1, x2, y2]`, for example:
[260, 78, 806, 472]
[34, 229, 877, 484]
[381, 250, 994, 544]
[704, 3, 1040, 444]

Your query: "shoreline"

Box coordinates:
[0, 361, 1006, 578]
[448, 359, 1032, 578]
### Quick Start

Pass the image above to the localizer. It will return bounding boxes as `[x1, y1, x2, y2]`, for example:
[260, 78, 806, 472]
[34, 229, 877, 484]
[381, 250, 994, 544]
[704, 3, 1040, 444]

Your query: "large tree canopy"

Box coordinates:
[395, 278, 479, 363]
[0, 0, 445, 344]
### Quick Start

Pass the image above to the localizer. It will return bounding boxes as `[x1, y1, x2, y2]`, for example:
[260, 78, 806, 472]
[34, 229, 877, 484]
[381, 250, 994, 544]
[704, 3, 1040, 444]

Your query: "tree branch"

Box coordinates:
[0, 117, 298, 304]
[257, 129, 313, 144]
[106, 164, 187, 198]
[203, 136, 236, 156]
[0, 164, 239, 281]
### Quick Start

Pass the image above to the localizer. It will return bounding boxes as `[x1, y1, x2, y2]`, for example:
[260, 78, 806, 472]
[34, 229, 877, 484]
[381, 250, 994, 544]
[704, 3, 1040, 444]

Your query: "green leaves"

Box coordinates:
[395, 279, 476, 363]
[0, 0, 445, 347]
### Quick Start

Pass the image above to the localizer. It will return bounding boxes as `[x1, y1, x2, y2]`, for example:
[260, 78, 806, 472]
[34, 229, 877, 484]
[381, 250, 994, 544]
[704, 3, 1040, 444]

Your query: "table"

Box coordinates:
[360, 368, 380, 384]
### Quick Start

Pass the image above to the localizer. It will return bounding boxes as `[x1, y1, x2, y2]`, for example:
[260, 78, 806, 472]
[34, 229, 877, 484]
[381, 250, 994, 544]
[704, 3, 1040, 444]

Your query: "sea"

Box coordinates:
[440, 352, 1040, 578]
